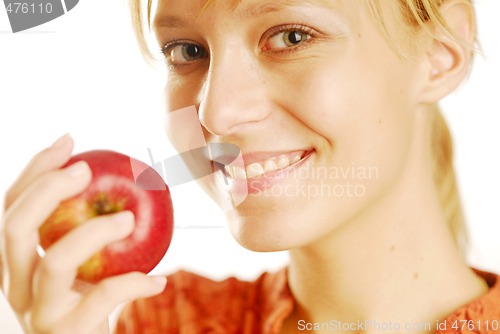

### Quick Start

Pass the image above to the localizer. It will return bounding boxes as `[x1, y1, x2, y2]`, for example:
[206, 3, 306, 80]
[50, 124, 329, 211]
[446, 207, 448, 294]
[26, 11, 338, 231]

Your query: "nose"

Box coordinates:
[198, 42, 270, 137]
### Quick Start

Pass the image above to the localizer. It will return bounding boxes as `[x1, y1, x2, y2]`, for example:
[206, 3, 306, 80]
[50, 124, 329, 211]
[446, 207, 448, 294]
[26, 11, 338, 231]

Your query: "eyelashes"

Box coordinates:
[260, 24, 317, 54]
[159, 23, 321, 70]
[160, 41, 208, 69]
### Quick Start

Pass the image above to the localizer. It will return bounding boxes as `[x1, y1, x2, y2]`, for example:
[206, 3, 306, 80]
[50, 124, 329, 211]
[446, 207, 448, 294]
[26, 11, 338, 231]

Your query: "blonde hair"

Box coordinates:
[129, 0, 474, 252]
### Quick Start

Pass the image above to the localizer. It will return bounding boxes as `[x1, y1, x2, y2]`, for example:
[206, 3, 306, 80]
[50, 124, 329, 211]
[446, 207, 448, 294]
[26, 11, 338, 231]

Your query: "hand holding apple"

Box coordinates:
[1, 135, 169, 334]
[38, 150, 174, 284]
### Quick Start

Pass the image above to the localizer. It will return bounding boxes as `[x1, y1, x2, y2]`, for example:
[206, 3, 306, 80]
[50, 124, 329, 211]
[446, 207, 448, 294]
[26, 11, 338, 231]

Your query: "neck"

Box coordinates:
[285, 109, 487, 333]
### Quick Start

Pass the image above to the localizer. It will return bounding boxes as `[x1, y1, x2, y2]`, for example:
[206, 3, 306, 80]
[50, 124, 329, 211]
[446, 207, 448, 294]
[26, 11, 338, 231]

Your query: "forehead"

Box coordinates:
[201, 0, 337, 12]
[153, 0, 361, 30]
[155, 0, 342, 20]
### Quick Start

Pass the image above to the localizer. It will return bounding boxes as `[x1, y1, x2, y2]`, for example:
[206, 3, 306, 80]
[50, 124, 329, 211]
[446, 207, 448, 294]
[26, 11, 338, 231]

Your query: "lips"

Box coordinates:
[224, 149, 313, 180]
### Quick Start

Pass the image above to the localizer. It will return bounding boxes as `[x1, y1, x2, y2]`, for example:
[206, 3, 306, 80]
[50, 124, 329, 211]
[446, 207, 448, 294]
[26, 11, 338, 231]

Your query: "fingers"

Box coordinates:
[33, 211, 136, 309]
[63, 273, 167, 332]
[3, 133, 74, 211]
[31, 272, 166, 333]
[30, 211, 140, 333]
[3, 161, 92, 312]
[5, 161, 92, 240]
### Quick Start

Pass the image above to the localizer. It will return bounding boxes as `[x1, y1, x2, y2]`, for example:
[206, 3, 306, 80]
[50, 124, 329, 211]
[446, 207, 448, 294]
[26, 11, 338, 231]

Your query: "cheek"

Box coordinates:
[283, 47, 415, 174]
[163, 77, 207, 150]
[164, 78, 199, 112]
[264, 50, 416, 237]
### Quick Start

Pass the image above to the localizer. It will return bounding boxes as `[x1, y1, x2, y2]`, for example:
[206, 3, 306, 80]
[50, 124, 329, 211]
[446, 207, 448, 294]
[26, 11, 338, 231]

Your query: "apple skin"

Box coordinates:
[39, 150, 174, 284]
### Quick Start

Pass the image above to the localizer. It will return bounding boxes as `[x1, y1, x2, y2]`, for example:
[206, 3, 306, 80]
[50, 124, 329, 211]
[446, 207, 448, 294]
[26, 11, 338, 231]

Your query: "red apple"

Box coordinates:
[38, 150, 174, 284]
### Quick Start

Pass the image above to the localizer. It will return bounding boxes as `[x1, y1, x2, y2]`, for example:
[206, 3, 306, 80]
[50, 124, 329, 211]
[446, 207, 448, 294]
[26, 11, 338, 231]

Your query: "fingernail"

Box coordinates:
[51, 133, 71, 149]
[64, 161, 89, 177]
[112, 211, 135, 230]
[150, 276, 167, 287]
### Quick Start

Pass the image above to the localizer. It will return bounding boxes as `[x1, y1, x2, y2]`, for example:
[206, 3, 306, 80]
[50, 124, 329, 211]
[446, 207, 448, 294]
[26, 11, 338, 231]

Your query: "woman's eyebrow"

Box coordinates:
[154, 15, 187, 29]
[154, 0, 334, 28]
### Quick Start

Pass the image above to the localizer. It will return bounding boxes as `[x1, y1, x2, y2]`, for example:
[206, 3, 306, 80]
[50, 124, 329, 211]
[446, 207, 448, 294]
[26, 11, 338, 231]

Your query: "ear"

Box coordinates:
[419, 0, 475, 103]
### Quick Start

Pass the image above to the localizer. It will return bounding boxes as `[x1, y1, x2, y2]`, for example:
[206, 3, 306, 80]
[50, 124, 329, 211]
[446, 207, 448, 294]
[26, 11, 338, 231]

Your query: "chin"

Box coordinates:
[224, 205, 323, 252]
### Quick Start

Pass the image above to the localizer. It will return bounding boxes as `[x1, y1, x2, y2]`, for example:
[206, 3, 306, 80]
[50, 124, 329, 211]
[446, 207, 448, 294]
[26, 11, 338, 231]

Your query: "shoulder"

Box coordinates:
[437, 268, 500, 333]
[115, 268, 293, 334]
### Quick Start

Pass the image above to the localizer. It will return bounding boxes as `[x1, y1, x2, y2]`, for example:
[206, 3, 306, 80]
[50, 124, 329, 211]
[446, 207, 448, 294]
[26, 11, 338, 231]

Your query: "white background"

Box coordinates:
[0, 0, 499, 332]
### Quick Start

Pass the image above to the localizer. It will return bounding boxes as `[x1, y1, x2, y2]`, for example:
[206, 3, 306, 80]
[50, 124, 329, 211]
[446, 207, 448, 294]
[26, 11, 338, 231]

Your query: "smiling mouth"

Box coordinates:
[224, 150, 313, 180]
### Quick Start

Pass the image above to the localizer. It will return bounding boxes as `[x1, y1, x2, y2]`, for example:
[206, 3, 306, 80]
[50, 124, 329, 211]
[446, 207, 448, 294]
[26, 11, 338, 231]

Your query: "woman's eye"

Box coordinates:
[264, 30, 312, 51]
[163, 43, 207, 65]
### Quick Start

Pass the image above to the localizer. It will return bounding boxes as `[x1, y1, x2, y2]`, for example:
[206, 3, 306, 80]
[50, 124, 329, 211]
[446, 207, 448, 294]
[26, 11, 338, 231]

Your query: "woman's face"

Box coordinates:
[155, 0, 426, 251]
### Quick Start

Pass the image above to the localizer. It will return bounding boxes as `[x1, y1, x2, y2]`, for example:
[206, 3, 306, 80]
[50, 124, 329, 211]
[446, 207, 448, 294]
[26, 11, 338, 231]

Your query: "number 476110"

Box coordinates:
[5, 2, 53, 14]
[451, 320, 499, 331]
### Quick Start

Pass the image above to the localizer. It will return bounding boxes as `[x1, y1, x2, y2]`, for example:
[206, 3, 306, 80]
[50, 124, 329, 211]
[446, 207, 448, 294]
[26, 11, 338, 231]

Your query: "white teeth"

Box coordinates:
[246, 163, 264, 179]
[264, 159, 279, 173]
[291, 155, 301, 164]
[277, 156, 291, 169]
[234, 166, 247, 180]
[223, 151, 307, 180]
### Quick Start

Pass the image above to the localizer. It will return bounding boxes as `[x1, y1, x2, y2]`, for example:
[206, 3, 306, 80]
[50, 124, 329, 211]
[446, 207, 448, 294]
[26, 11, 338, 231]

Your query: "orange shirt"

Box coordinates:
[115, 268, 500, 334]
